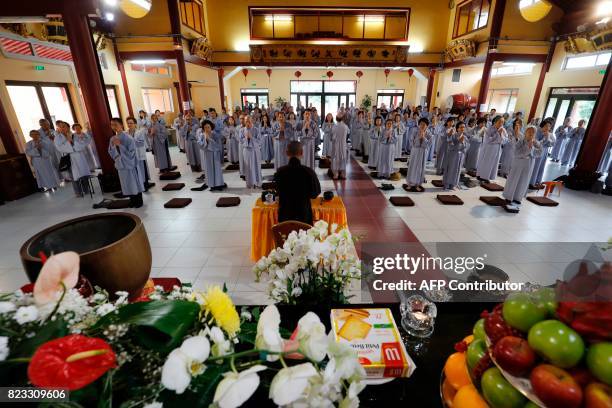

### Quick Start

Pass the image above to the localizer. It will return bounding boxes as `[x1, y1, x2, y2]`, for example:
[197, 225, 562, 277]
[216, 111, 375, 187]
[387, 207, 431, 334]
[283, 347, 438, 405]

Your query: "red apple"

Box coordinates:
[530, 364, 583, 408]
[584, 383, 612, 408]
[569, 366, 596, 388]
[493, 336, 536, 376]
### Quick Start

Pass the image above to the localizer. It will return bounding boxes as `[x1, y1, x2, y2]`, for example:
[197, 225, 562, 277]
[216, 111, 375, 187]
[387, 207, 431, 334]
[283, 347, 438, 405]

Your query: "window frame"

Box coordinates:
[376, 89, 405, 109]
[105, 85, 122, 119]
[240, 88, 270, 109]
[130, 63, 172, 76]
[141, 88, 174, 114]
[562, 51, 611, 71]
[485, 88, 519, 114]
[180, 0, 206, 35]
[452, 0, 490, 39]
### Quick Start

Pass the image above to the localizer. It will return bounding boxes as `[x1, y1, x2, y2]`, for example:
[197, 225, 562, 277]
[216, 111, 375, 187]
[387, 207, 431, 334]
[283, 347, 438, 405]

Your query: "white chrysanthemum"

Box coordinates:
[14, 305, 39, 324]
[96, 303, 116, 316]
[0, 302, 16, 314]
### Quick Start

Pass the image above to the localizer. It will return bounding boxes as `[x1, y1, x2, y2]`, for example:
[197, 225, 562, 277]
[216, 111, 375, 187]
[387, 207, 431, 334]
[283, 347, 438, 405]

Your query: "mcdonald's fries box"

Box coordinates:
[330, 308, 416, 379]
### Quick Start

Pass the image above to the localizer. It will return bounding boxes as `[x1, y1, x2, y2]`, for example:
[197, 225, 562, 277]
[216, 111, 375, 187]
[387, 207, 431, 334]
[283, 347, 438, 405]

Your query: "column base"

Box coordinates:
[98, 172, 122, 193]
[563, 167, 602, 191]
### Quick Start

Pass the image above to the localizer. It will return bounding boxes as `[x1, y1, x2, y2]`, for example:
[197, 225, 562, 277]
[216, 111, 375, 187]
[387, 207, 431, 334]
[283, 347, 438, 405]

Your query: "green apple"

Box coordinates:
[586, 342, 612, 385]
[523, 402, 539, 408]
[528, 320, 585, 368]
[467, 338, 487, 371]
[481, 367, 527, 408]
[503, 293, 548, 332]
[473, 318, 486, 342]
[531, 287, 558, 316]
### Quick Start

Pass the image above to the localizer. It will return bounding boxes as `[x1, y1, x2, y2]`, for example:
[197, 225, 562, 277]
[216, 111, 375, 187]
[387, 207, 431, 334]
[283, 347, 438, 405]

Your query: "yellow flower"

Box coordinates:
[202, 286, 240, 337]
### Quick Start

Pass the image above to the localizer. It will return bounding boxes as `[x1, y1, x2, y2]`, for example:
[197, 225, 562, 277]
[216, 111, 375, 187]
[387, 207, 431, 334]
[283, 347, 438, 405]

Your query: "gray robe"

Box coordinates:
[561, 127, 585, 166]
[26, 139, 60, 189]
[503, 138, 543, 202]
[464, 127, 484, 171]
[108, 132, 143, 196]
[368, 127, 383, 168]
[198, 130, 225, 187]
[377, 129, 397, 178]
[260, 125, 274, 162]
[500, 130, 521, 176]
[238, 125, 245, 176]
[406, 129, 432, 187]
[129, 128, 149, 188]
[476, 126, 507, 181]
[273, 122, 293, 169]
[241, 126, 263, 188]
[352, 119, 368, 153]
[180, 118, 202, 170]
[530, 131, 556, 185]
[150, 122, 172, 171]
[443, 133, 469, 189]
[39, 127, 61, 175]
[173, 117, 186, 151]
[551, 125, 571, 161]
[224, 126, 240, 164]
[331, 122, 349, 175]
[298, 119, 317, 169]
[54, 132, 91, 181]
[393, 122, 405, 159]
[598, 134, 612, 173]
[435, 127, 453, 175]
[73, 132, 97, 172]
[321, 122, 333, 157]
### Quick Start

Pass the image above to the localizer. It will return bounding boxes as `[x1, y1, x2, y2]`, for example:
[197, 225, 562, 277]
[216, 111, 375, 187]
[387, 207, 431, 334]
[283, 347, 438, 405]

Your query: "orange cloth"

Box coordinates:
[251, 196, 348, 261]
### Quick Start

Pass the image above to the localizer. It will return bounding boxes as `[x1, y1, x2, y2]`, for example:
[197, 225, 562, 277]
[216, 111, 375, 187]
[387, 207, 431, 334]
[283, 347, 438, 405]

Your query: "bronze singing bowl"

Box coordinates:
[20, 212, 152, 298]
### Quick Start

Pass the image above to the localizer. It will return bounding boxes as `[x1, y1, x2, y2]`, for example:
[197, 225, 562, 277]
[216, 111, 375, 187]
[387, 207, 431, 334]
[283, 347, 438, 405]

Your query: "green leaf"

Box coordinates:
[237, 321, 257, 345]
[97, 370, 113, 408]
[11, 317, 69, 358]
[89, 300, 200, 352]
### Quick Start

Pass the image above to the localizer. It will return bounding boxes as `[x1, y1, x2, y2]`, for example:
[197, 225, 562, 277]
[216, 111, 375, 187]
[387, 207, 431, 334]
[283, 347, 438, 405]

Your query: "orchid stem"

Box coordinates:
[1, 357, 31, 364]
[279, 353, 288, 369]
[230, 356, 237, 373]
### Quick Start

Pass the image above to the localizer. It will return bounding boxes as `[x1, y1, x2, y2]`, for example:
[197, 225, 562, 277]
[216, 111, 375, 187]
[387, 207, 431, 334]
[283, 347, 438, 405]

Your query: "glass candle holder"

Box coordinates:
[400, 294, 437, 338]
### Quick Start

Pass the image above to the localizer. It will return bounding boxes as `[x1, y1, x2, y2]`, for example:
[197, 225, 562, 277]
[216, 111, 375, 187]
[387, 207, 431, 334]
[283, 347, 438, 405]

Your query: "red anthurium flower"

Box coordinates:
[28, 334, 117, 390]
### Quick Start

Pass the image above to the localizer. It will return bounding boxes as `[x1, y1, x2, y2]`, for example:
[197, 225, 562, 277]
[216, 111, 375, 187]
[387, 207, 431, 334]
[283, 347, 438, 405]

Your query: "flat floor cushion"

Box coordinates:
[164, 198, 192, 208]
[481, 182, 504, 191]
[261, 163, 274, 169]
[262, 181, 276, 190]
[107, 199, 131, 209]
[216, 196, 241, 207]
[480, 196, 506, 206]
[437, 194, 464, 205]
[225, 164, 239, 171]
[318, 158, 331, 168]
[389, 196, 415, 206]
[159, 172, 181, 180]
[527, 196, 559, 207]
[162, 183, 185, 191]
[431, 180, 444, 188]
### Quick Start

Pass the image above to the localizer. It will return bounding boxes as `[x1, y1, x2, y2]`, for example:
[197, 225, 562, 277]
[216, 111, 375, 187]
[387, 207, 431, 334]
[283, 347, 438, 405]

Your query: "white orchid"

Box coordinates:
[255, 305, 283, 361]
[0, 336, 9, 361]
[161, 335, 210, 394]
[269, 362, 319, 406]
[296, 312, 328, 362]
[208, 326, 232, 358]
[213, 365, 266, 408]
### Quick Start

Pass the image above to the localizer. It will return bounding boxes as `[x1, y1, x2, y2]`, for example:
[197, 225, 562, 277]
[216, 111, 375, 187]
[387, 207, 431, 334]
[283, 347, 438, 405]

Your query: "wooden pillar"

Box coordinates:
[565, 62, 612, 190]
[218, 68, 225, 110]
[528, 38, 557, 122]
[61, 0, 119, 191]
[476, 0, 506, 114]
[167, 0, 191, 113]
[0, 99, 20, 155]
[425, 68, 436, 110]
[112, 38, 133, 118]
[476, 54, 494, 114]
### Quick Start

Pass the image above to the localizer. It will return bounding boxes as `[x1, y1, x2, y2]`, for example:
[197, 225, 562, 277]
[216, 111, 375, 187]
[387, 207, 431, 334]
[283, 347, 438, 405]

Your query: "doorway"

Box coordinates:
[377, 89, 405, 110]
[544, 87, 598, 131]
[290, 80, 356, 120]
[241, 88, 269, 110]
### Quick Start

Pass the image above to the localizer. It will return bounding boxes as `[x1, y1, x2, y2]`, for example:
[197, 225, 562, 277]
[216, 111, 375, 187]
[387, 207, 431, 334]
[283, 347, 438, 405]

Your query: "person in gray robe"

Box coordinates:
[561, 120, 586, 167]
[241, 116, 263, 188]
[368, 117, 383, 169]
[259, 114, 274, 163]
[72, 124, 97, 172]
[298, 109, 317, 169]
[377, 119, 397, 179]
[149, 114, 173, 173]
[350, 111, 365, 155]
[109, 118, 143, 208]
[426, 115, 442, 162]
[137, 110, 152, 151]
[126, 116, 154, 191]
[273, 113, 292, 169]
[436, 117, 456, 175]
[393, 114, 405, 160]
[476, 116, 507, 182]
[54, 121, 91, 197]
[172, 113, 186, 153]
[528, 120, 556, 189]
[443, 122, 469, 190]
[26, 130, 60, 191]
[223, 116, 240, 164]
[551, 118, 571, 162]
[502, 126, 543, 210]
[331, 116, 349, 179]
[402, 112, 417, 153]
[405, 118, 433, 192]
[38, 119, 62, 177]
[198, 120, 226, 191]
[500, 119, 523, 178]
[238, 114, 246, 177]
[464, 118, 486, 172]
[180, 110, 202, 172]
[321, 114, 334, 157]
[598, 132, 612, 174]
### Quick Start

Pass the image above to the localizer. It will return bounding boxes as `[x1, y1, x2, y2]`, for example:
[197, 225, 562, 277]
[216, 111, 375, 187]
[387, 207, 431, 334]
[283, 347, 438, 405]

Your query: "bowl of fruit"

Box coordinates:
[442, 288, 612, 408]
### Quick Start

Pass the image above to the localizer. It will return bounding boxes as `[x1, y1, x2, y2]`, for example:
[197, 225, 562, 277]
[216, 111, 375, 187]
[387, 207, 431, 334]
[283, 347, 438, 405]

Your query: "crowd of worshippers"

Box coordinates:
[25, 101, 598, 212]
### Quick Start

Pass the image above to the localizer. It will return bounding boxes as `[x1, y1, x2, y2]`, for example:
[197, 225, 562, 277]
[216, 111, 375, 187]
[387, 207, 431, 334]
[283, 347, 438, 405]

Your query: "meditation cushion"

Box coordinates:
[164, 198, 192, 208]
[431, 180, 444, 188]
[162, 183, 185, 191]
[159, 171, 181, 180]
[437, 194, 464, 205]
[216, 197, 241, 207]
[481, 182, 504, 192]
[480, 196, 506, 206]
[527, 196, 559, 207]
[318, 158, 331, 169]
[262, 181, 276, 190]
[107, 199, 131, 209]
[261, 163, 274, 169]
[225, 164, 239, 171]
[389, 196, 415, 207]
[389, 172, 402, 181]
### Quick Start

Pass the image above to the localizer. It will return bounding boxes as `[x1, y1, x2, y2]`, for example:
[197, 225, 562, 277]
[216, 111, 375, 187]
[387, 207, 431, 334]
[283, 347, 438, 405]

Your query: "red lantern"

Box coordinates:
[407, 68, 414, 83]
[294, 70, 302, 79]
[242, 68, 249, 81]
[266, 68, 272, 81]
[326, 70, 334, 80]
[384, 68, 391, 84]
[356, 70, 364, 83]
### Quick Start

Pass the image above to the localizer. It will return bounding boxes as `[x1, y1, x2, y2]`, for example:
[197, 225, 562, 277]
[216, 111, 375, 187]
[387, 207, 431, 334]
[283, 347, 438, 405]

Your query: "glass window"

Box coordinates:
[180, 0, 205, 35]
[6, 85, 46, 142]
[240, 88, 269, 94]
[142, 88, 174, 113]
[453, 0, 490, 38]
[491, 63, 535, 77]
[564, 52, 611, 70]
[106, 86, 121, 119]
[290, 81, 323, 93]
[324, 81, 356, 93]
[131, 63, 171, 76]
[486, 89, 519, 113]
[41, 86, 75, 125]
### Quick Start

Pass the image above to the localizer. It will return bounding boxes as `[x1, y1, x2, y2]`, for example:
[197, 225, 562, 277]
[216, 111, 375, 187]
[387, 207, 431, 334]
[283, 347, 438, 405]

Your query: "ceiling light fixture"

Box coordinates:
[264, 15, 293, 22]
[358, 15, 385, 23]
[130, 59, 165, 65]
[104, 0, 118, 6]
[0, 16, 49, 23]
[105, 12, 115, 21]
[597, 1, 612, 16]
[128, 0, 152, 11]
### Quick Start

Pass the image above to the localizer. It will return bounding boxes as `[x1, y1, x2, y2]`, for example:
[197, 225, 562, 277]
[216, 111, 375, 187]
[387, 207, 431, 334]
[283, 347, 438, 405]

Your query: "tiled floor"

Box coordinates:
[0, 146, 610, 304]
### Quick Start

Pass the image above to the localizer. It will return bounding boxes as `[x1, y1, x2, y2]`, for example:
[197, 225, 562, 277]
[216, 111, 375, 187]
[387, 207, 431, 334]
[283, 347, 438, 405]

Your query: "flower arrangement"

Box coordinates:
[253, 221, 361, 306]
[0, 251, 365, 407]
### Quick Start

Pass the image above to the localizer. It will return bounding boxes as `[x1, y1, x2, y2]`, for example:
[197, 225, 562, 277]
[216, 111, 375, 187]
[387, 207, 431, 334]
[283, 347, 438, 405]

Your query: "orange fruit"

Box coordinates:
[463, 334, 474, 345]
[453, 384, 489, 408]
[442, 378, 457, 407]
[444, 352, 472, 390]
